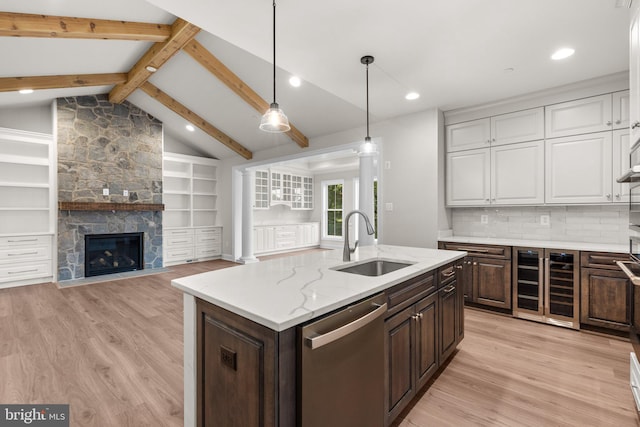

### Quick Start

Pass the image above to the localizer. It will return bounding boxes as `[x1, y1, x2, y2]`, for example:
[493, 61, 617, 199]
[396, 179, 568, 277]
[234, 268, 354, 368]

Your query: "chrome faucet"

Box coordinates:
[343, 210, 375, 262]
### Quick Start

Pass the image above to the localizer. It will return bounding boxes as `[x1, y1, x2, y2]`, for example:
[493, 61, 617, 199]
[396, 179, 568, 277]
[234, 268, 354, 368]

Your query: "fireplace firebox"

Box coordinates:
[84, 232, 143, 277]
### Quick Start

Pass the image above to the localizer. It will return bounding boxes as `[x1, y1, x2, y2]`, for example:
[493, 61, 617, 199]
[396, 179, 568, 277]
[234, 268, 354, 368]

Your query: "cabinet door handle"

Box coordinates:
[456, 265, 463, 270]
[633, 121, 640, 129]
[615, 119, 621, 125]
[8, 269, 38, 275]
[606, 121, 612, 126]
[606, 194, 611, 199]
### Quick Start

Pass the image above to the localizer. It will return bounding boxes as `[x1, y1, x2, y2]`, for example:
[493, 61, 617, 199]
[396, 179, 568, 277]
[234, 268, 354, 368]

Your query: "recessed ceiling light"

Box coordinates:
[19, 89, 33, 94]
[289, 76, 301, 87]
[551, 47, 575, 60]
[405, 92, 420, 100]
[146, 65, 158, 73]
[185, 124, 195, 132]
[503, 67, 515, 73]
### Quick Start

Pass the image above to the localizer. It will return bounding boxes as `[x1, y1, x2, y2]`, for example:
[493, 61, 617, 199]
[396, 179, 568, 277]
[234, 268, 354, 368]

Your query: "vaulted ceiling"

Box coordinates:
[0, 0, 631, 160]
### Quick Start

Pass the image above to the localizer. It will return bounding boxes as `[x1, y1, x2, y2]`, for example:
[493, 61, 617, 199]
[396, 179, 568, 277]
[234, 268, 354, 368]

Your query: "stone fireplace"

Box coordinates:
[85, 232, 143, 277]
[57, 95, 163, 281]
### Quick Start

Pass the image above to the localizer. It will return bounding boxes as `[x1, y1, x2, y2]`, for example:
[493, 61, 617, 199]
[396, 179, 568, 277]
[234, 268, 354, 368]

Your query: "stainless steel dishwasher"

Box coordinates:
[298, 293, 387, 427]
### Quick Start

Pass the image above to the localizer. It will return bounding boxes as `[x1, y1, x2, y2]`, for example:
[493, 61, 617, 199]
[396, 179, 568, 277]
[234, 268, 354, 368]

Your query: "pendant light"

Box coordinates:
[360, 55, 375, 153]
[260, 0, 291, 133]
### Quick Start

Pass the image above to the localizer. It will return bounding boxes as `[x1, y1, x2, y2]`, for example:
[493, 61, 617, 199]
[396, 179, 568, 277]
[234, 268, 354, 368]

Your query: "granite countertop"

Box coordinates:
[172, 245, 466, 331]
[439, 236, 627, 253]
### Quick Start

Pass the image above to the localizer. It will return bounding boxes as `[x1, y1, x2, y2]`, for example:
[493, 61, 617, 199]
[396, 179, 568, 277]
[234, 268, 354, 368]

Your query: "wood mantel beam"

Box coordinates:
[109, 19, 200, 104]
[140, 81, 252, 160]
[0, 12, 171, 41]
[0, 73, 127, 92]
[183, 39, 309, 148]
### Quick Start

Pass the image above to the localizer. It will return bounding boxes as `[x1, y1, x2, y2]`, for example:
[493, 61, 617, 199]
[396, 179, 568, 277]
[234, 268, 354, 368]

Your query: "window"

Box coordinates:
[323, 180, 343, 238]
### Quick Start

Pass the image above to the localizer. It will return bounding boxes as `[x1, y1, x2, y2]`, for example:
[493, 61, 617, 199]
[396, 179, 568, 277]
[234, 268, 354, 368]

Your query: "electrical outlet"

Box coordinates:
[481, 214, 488, 224]
[123, 190, 129, 197]
[102, 188, 109, 196]
[385, 202, 393, 211]
[540, 215, 550, 226]
[385, 161, 391, 169]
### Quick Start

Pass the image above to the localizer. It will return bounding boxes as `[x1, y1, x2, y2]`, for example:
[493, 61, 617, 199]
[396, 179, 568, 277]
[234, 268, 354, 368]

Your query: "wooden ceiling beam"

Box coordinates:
[140, 81, 252, 160]
[0, 12, 171, 41]
[183, 39, 309, 148]
[108, 19, 200, 104]
[0, 73, 127, 92]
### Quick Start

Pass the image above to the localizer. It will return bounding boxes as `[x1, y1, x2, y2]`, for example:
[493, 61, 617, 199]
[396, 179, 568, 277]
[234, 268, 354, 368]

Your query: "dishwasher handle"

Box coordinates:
[305, 302, 387, 350]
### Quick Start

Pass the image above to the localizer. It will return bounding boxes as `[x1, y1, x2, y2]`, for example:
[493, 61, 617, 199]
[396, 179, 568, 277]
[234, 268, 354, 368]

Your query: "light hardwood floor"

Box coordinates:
[1, 259, 638, 426]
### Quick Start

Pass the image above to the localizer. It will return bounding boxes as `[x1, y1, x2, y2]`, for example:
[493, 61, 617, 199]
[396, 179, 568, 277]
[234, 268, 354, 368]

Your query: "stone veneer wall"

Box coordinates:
[57, 95, 163, 280]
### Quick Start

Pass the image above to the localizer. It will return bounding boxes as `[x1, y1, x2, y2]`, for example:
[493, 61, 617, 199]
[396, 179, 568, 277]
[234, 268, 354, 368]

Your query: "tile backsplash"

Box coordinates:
[451, 205, 629, 244]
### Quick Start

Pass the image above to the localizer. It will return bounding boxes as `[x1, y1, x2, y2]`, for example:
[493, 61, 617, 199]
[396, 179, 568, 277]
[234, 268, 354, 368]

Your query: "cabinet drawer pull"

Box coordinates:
[7, 252, 38, 256]
[172, 231, 188, 234]
[633, 121, 640, 129]
[172, 252, 189, 257]
[8, 269, 38, 274]
[442, 285, 455, 293]
[441, 270, 455, 277]
[453, 247, 489, 253]
[588, 255, 617, 262]
[173, 240, 189, 244]
[8, 238, 38, 243]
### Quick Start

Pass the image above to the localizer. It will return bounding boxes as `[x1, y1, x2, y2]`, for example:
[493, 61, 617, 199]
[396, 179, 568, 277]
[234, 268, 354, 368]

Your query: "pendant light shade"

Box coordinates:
[260, 102, 290, 132]
[260, 1, 290, 133]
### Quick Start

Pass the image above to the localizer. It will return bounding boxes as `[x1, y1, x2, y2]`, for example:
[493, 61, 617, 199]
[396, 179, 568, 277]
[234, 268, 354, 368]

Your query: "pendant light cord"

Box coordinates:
[272, 0, 277, 104]
[365, 61, 370, 140]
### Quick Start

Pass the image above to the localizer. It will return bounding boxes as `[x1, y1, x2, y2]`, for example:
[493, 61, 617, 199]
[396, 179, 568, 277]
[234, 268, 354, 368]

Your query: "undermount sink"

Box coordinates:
[333, 259, 415, 277]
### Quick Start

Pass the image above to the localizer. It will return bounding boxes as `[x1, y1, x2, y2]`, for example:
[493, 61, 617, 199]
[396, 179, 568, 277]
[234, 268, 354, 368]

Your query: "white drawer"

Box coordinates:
[165, 234, 195, 247]
[195, 227, 221, 237]
[165, 228, 194, 238]
[0, 245, 50, 264]
[165, 247, 195, 262]
[196, 245, 221, 259]
[276, 239, 296, 249]
[0, 261, 52, 283]
[196, 232, 221, 245]
[0, 235, 51, 247]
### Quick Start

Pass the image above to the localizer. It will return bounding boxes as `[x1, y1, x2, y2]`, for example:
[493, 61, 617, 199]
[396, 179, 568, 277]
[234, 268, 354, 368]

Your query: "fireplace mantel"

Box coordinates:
[58, 202, 165, 212]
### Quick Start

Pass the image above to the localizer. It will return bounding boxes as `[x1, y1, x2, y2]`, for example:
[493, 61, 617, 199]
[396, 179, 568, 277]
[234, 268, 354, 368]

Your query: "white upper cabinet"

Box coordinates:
[446, 118, 491, 152]
[446, 148, 490, 206]
[613, 90, 630, 130]
[490, 108, 544, 147]
[491, 140, 544, 205]
[545, 94, 612, 138]
[612, 129, 631, 203]
[631, 7, 640, 147]
[545, 132, 613, 204]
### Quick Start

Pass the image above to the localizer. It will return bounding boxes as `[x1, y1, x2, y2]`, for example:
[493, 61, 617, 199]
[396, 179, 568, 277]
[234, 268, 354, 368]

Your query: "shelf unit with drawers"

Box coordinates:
[0, 127, 55, 288]
[163, 153, 222, 266]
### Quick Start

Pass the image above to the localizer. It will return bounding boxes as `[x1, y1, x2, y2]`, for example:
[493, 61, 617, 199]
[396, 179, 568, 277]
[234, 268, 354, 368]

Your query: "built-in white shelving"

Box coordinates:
[0, 127, 55, 287]
[163, 153, 221, 265]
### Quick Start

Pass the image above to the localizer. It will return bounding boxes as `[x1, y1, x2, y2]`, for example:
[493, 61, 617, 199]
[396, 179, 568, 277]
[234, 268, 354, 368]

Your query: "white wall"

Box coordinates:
[164, 131, 212, 157]
[218, 107, 442, 258]
[0, 104, 53, 134]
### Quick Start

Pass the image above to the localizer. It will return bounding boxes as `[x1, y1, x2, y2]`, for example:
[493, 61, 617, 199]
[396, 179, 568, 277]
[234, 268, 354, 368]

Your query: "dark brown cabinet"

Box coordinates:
[581, 251, 631, 332]
[383, 262, 464, 426]
[384, 291, 438, 425]
[196, 298, 296, 427]
[439, 242, 512, 311]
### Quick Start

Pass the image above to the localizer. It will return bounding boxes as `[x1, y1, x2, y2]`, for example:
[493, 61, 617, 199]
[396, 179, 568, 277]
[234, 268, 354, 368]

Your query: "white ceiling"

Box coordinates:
[0, 0, 631, 160]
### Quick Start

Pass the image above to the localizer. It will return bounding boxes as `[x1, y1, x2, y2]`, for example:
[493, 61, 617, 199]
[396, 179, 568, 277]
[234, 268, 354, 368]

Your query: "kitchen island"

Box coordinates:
[172, 245, 466, 427]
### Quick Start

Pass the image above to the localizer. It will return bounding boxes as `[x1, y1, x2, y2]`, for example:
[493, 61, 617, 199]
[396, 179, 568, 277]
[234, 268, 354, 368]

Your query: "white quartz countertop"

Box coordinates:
[439, 236, 627, 253]
[172, 245, 466, 331]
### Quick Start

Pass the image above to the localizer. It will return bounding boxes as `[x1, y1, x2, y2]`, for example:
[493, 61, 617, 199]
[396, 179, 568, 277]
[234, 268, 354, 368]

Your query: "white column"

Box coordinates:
[358, 142, 377, 246]
[240, 169, 258, 264]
